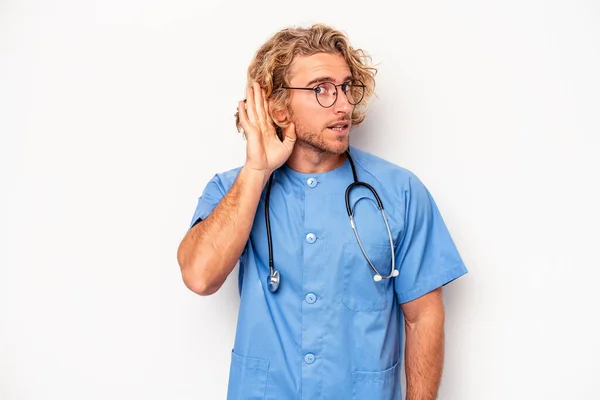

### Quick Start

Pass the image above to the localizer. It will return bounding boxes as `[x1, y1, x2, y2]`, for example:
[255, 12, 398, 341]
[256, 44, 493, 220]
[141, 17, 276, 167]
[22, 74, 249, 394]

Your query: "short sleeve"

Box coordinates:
[394, 173, 467, 304]
[188, 174, 228, 229]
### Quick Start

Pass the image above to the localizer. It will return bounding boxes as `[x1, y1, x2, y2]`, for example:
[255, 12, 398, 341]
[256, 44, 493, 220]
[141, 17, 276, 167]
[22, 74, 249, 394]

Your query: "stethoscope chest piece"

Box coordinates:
[268, 269, 280, 293]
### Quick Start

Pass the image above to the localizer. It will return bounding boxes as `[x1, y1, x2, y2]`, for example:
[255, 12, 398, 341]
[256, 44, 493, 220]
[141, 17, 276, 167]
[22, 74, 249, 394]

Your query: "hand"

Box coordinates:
[238, 82, 296, 175]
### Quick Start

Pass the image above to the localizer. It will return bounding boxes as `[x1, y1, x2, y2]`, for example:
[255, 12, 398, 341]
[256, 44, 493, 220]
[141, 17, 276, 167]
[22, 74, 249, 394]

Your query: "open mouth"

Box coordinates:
[327, 122, 350, 133]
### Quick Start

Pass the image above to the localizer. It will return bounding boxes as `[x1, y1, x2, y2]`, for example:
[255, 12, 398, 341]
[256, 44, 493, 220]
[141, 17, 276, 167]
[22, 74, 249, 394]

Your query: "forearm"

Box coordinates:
[404, 309, 445, 400]
[177, 166, 270, 295]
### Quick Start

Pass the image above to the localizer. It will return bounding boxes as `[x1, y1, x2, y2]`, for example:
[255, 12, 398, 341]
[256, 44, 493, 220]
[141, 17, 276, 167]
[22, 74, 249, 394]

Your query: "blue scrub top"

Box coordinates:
[190, 146, 467, 400]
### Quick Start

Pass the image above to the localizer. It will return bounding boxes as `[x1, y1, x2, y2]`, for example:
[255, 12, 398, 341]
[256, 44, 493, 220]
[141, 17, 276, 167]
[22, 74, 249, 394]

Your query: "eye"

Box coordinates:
[341, 82, 352, 93]
[313, 84, 328, 95]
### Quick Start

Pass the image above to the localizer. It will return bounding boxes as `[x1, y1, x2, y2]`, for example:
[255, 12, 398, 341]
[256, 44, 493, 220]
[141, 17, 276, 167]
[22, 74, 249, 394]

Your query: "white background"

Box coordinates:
[1, 0, 599, 399]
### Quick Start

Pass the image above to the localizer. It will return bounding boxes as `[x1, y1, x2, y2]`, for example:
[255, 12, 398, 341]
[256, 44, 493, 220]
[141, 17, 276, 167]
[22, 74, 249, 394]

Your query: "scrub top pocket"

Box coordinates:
[352, 359, 401, 400]
[342, 242, 393, 312]
[226, 350, 270, 400]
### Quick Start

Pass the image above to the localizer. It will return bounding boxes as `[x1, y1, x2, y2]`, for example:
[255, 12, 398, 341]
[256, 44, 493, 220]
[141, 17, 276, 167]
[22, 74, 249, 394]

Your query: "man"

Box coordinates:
[177, 23, 467, 400]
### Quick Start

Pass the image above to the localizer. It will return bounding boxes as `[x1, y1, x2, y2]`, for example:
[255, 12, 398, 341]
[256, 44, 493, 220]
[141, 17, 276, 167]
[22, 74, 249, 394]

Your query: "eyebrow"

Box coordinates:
[305, 75, 354, 87]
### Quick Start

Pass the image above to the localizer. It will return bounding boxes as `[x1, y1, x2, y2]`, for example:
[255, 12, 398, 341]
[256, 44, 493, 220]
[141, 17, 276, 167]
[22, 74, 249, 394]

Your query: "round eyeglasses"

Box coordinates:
[281, 80, 366, 108]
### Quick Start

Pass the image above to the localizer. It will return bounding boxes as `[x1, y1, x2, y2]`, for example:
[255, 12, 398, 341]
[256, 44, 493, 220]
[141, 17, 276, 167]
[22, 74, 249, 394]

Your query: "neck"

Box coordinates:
[286, 144, 348, 174]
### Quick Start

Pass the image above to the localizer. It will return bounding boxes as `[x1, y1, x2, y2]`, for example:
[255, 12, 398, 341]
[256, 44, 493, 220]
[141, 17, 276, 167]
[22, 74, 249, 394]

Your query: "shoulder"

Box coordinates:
[206, 166, 243, 193]
[348, 146, 423, 190]
[348, 146, 437, 219]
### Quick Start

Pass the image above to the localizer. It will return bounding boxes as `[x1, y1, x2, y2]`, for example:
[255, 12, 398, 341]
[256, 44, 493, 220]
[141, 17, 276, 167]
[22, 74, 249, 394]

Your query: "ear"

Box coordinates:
[269, 100, 290, 124]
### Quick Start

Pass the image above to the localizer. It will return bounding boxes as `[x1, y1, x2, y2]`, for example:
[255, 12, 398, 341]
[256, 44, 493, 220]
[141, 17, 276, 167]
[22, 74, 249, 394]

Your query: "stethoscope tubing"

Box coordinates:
[265, 150, 398, 292]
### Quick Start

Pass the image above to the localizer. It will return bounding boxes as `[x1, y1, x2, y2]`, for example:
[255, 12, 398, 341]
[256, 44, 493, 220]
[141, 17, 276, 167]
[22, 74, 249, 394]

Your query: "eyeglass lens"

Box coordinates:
[315, 82, 364, 108]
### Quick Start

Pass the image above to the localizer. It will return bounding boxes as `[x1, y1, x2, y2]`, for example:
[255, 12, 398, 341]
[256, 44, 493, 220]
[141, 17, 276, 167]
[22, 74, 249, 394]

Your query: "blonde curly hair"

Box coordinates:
[235, 23, 377, 135]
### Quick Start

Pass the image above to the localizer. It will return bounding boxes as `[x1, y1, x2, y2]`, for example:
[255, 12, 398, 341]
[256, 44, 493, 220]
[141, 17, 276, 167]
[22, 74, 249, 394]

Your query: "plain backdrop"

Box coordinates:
[1, 0, 599, 399]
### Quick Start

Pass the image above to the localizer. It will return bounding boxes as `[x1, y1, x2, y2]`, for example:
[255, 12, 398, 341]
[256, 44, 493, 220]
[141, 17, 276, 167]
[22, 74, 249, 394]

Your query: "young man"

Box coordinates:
[177, 23, 467, 400]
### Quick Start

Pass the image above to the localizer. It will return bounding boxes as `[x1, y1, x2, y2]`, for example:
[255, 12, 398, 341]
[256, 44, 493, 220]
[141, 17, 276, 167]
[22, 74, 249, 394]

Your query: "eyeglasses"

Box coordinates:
[281, 80, 366, 108]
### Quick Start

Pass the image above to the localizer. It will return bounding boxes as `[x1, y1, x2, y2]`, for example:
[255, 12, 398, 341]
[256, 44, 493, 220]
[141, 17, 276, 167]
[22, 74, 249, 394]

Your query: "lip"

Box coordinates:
[327, 121, 350, 135]
[327, 126, 349, 135]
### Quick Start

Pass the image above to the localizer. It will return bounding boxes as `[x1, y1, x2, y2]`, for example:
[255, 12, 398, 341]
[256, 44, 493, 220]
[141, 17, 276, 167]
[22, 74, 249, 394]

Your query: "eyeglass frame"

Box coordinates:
[280, 80, 366, 108]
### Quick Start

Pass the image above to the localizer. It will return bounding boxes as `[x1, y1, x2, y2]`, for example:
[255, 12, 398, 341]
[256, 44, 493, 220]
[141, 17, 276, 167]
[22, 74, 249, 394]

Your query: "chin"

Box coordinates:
[298, 132, 350, 155]
[329, 143, 349, 155]
[326, 137, 350, 154]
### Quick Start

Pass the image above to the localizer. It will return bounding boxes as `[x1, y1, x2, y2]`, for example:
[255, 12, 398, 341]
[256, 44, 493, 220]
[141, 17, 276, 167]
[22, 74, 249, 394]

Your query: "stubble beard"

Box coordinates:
[291, 114, 351, 156]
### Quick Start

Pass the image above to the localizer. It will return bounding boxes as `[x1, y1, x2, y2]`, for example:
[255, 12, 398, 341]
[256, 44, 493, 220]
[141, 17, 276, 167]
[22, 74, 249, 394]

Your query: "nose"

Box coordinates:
[333, 89, 353, 114]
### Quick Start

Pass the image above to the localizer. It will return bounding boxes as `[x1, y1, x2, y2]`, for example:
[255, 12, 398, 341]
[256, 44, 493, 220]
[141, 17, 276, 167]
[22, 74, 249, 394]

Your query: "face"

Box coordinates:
[282, 52, 355, 155]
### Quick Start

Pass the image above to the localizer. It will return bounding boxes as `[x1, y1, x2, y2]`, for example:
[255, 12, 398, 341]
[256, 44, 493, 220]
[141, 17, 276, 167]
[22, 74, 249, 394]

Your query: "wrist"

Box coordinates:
[240, 165, 273, 187]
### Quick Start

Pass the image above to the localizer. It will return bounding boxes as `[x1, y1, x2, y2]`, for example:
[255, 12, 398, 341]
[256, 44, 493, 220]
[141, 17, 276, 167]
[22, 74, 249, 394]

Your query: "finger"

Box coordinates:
[253, 83, 272, 135]
[253, 82, 267, 122]
[264, 96, 274, 126]
[245, 84, 259, 126]
[238, 100, 254, 136]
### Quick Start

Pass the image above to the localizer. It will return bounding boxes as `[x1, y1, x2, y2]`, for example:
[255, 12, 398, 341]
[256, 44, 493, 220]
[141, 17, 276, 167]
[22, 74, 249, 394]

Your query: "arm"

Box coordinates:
[176, 82, 296, 296]
[401, 287, 445, 400]
[177, 166, 269, 295]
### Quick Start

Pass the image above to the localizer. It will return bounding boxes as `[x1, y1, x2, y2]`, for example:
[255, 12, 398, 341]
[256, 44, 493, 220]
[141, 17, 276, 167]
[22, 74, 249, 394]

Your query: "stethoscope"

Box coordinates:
[265, 150, 398, 293]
